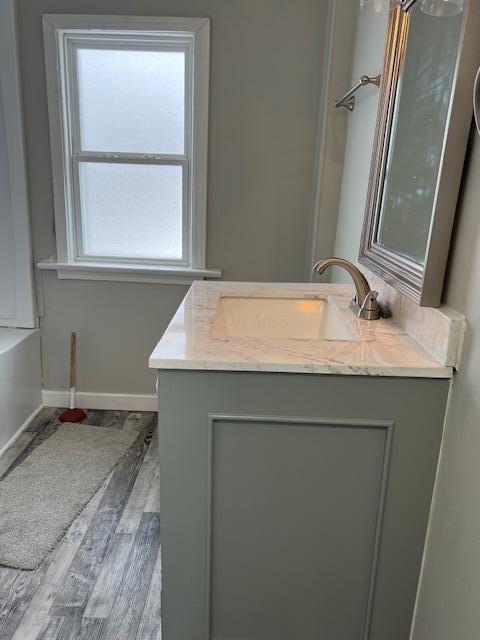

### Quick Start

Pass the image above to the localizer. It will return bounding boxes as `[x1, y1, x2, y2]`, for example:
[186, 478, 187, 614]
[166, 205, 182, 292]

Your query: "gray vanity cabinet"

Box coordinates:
[157, 370, 449, 640]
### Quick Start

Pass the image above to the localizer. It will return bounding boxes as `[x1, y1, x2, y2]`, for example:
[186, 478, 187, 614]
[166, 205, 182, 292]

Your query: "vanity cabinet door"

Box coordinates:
[157, 371, 449, 640]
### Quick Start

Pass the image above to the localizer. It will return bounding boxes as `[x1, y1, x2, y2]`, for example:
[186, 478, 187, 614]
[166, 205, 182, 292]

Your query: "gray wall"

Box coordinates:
[0, 76, 16, 321]
[17, 0, 329, 393]
[306, 0, 358, 278]
[332, 0, 388, 282]
[411, 133, 480, 640]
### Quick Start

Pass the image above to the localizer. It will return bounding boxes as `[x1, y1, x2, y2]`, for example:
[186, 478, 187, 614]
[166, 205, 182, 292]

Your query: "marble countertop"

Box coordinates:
[148, 281, 453, 378]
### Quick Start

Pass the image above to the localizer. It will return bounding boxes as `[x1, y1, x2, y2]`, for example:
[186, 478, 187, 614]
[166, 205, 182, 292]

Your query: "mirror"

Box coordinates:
[359, 0, 479, 306]
[376, 2, 463, 265]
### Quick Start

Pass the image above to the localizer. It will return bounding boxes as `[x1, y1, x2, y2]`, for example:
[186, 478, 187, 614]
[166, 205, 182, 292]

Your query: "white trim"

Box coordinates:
[42, 14, 211, 281]
[0, 404, 43, 459]
[43, 16, 68, 261]
[41, 14, 210, 33]
[0, 0, 37, 328]
[42, 389, 157, 411]
[37, 260, 221, 284]
[190, 18, 210, 269]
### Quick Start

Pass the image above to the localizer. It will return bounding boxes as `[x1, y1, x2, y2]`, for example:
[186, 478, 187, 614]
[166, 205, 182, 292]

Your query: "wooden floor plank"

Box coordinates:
[116, 435, 158, 535]
[123, 412, 155, 438]
[83, 533, 134, 619]
[56, 609, 106, 640]
[0, 570, 41, 639]
[135, 541, 162, 640]
[143, 442, 160, 515]
[25, 407, 58, 433]
[0, 432, 35, 479]
[36, 616, 64, 640]
[0, 567, 20, 606]
[99, 513, 161, 640]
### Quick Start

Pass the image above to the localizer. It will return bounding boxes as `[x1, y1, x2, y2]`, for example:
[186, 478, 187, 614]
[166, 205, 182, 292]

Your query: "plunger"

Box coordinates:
[59, 332, 87, 423]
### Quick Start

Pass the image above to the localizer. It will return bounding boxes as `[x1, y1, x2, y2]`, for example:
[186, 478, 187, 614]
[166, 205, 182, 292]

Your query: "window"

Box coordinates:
[41, 15, 219, 283]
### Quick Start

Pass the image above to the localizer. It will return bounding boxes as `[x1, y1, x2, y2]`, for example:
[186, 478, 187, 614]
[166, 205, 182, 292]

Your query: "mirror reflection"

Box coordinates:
[376, 2, 464, 265]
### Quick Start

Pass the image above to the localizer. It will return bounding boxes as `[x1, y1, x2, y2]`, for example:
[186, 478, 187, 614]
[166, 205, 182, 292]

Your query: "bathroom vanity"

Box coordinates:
[149, 281, 452, 640]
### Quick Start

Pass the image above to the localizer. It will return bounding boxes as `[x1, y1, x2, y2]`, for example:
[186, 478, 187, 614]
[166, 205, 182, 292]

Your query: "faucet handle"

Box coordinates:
[352, 290, 381, 320]
[359, 290, 379, 310]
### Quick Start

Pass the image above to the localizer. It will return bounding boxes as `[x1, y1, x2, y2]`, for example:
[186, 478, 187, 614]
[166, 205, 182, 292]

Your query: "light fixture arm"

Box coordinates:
[397, 0, 419, 11]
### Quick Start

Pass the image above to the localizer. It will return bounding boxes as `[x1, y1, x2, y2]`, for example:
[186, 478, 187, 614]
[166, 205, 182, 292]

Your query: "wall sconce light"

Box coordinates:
[395, 0, 464, 16]
[360, 0, 385, 13]
[420, 0, 464, 16]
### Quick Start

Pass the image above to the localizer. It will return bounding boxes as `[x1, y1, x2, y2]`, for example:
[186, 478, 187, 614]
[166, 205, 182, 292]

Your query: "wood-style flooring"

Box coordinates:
[0, 407, 161, 640]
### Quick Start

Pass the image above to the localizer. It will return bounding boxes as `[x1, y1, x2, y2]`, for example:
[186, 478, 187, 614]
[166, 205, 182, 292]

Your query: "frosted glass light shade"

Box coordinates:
[420, 0, 464, 17]
[78, 162, 183, 260]
[360, 0, 385, 13]
[76, 48, 185, 154]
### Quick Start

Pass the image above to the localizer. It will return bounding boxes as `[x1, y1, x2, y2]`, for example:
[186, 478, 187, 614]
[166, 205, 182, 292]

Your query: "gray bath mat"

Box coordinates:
[0, 422, 138, 570]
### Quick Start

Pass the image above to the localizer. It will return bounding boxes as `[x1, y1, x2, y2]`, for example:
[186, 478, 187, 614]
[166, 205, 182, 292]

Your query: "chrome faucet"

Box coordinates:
[313, 257, 381, 320]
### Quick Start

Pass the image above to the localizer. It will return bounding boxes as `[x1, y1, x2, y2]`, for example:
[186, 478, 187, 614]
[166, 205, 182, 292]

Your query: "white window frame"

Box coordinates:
[39, 14, 220, 284]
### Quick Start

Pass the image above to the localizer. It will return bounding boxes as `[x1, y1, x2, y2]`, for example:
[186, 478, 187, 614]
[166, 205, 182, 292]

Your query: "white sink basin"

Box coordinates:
[211, 296, 355, 341]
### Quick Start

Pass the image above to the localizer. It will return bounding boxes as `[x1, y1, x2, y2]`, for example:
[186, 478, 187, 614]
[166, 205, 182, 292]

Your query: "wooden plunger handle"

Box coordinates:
[70, 332, 77, 389]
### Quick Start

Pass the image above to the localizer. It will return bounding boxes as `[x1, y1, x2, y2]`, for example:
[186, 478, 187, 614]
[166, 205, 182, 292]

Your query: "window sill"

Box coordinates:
[36, 260, 222, 285]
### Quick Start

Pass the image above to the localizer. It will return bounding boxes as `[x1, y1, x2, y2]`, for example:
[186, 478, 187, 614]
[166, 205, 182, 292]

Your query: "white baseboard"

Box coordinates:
[0, 403, 44, 459]
[42, 390, 157, 411]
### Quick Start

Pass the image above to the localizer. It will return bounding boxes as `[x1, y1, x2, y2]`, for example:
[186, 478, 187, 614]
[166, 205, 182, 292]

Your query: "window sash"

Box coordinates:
[71, 156, 190, 265]
[66, 37, 193, 156]
[62, 32, 194, 265]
